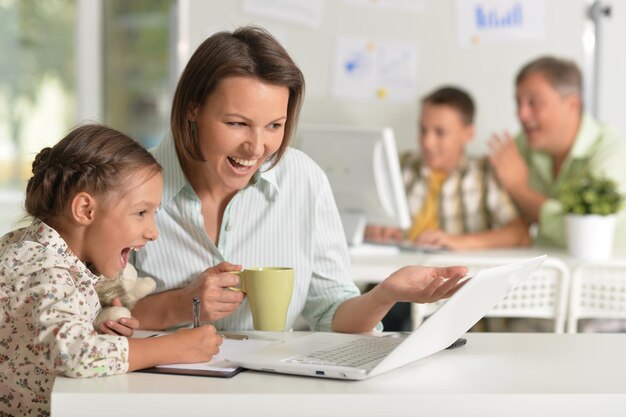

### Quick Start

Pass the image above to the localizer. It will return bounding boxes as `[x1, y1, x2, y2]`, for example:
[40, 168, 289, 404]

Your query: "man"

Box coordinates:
[489, 56, 626, 247]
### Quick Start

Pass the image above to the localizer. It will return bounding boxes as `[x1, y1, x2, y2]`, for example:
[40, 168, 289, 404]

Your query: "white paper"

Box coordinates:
[133, 330, 273, 372]
[242, 0, 324, 28]
[157, 339, 274, 371]
[332, 37, 417, 102]
[455, 0, 546, 47]
[343, 0, 424, 13]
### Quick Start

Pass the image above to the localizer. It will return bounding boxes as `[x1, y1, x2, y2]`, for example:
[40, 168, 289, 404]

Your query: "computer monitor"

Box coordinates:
[293, 124, 411, 246]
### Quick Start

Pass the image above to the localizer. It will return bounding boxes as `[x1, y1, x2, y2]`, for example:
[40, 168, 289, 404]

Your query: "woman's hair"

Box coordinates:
[422, 86, 475, 125]
[25, 124, 162, 223]
[170, 25, 305, 169]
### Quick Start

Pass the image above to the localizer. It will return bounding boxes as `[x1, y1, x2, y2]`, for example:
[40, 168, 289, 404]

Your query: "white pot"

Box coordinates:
[565, 214, 616, 260]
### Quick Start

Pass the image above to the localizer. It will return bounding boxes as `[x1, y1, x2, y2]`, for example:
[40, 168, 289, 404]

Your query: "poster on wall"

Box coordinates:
[455, 0, 546, 47]
[331, 37, 417, 102]
[242, 0, 324, 28]
[342, 0, 424, 13]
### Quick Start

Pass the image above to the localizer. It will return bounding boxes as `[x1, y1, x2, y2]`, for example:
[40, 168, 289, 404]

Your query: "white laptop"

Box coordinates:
[227, 255, 546, 380]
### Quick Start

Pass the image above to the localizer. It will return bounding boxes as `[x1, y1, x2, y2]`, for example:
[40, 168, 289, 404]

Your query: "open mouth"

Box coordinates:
[227, 156, 257, 173]
[120, 246, 142, 269]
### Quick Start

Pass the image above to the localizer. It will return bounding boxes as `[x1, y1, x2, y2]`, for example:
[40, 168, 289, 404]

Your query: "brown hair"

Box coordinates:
[422, 86, 475, 125]
[516, 56, 582, 98]
[170, 25, 305, 169]
[25, 124, 162, 223]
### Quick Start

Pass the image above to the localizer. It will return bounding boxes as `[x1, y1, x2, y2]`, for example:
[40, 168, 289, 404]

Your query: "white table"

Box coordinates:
[349, 246, 626, 283]
[351, 246, 626, 332]
[51, 332, 626, 417]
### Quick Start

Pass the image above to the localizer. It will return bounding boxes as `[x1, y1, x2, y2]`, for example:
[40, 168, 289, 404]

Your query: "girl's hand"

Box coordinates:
[98, 298, 140, 337]
[170, 325, 224, 364]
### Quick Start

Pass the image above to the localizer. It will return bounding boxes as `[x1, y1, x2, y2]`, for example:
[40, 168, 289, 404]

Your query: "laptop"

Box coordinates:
[226, 255, 546, 380]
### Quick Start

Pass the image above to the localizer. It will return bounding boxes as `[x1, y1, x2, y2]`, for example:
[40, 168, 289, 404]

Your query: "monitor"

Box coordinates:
[293, 124, 411, 246]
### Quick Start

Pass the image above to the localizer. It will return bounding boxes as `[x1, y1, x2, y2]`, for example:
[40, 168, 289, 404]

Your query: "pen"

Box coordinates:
[192, 296, 201, 328]
[221, 333, 249, 340]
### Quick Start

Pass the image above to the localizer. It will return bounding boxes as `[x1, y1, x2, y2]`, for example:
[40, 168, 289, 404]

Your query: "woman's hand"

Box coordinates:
[97, 298, 140, 337]
[372, 265, 469, 306]
[179, 262, 245, 323]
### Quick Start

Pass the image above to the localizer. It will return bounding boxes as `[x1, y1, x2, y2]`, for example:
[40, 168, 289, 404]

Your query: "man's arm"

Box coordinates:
[501, 185, 547, 224]
[488, 132, 547, 223]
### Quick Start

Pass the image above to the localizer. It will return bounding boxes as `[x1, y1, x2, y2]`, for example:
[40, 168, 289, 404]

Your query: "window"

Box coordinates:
[0, 0, 174, 234]
[0, 0, 76, 189]
[103, 0, 173, 149]
[0, 0, 76, 233]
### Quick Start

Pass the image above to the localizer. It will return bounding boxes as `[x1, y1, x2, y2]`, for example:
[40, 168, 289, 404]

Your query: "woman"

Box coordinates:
[130, 26, 467, 333]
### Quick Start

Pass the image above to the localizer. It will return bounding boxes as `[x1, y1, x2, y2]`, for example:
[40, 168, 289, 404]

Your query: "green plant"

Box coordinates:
[559, 172, 624, 215]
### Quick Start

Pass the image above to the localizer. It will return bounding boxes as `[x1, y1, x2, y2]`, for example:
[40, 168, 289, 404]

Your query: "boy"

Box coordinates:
[366, 86, 529, 249]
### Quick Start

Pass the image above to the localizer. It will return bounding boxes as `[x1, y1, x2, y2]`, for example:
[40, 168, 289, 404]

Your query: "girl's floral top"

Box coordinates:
[0, 220, 129, 417]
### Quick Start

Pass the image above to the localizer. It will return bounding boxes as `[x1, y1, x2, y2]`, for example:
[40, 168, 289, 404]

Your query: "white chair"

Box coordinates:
[413, 257, 570, 333]
[567, 260, 626, 333]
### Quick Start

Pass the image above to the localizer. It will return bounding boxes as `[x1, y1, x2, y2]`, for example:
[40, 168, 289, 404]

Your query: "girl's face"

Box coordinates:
[188, 75, 289, 195]
[84, 169, 163, 278]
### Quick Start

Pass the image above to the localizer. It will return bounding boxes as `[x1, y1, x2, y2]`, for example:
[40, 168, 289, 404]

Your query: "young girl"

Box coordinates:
[0, 124, 223, 417]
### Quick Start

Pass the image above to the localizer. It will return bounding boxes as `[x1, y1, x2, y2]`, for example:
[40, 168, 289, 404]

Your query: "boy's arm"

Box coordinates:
[451, 218, 531, 249]
[414, 218, 530, 250]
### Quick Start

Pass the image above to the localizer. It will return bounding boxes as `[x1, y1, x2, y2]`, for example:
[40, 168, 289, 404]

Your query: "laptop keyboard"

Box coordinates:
[285, 336, 405, 367]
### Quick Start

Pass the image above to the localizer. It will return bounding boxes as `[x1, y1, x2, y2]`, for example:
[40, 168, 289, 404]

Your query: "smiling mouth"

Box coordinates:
[120, 246, 142, 269]
[227, 156, 258, 172]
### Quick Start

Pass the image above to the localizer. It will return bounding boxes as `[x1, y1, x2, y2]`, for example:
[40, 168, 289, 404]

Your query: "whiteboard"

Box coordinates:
[184, 0, 624, 155]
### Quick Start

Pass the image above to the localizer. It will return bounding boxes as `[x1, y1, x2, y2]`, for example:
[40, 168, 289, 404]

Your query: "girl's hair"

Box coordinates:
[170, 25, 305, 169]
[422, 86, 475, 125]
[25, 124, 162, 223]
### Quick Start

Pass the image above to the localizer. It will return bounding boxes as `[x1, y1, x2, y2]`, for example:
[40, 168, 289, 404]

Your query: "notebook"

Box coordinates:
[226, 255, 546, 380]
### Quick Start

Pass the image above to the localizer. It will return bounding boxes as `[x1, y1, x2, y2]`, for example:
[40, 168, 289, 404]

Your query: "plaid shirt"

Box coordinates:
[401, 153, 519, 234]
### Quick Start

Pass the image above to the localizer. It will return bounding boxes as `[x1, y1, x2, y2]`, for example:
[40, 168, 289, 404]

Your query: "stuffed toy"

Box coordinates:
[94, 263, 156, 329]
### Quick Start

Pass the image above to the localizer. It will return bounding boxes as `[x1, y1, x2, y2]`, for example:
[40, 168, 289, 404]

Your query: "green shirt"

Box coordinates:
[516, 113, 626, 247]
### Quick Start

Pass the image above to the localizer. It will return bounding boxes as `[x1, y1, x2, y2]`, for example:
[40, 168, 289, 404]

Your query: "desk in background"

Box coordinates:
[351, 247, 626, 332]
[51, 332, 626, 417]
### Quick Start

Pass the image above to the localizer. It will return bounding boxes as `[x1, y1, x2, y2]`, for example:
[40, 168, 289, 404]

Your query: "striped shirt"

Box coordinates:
[134, 135, 361, 331]
[401, 153, 519, 234]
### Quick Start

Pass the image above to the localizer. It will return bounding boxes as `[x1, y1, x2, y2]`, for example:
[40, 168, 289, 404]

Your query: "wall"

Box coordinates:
[183, 0, 624, 155]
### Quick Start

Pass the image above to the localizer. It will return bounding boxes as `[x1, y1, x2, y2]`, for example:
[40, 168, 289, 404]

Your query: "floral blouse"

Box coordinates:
[0, 220, 129, 417]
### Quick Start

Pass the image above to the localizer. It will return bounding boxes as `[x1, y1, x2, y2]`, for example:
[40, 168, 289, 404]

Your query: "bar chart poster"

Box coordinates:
[331, 36, 417, 102]
[455, 0, 545, 47]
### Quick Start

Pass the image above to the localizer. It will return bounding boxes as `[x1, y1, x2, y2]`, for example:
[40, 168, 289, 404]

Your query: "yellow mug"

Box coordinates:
[229, 267, 294, 331]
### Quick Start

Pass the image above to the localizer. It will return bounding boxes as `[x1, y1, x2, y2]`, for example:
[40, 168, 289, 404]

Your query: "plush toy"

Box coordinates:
[94, 263, 156, 329]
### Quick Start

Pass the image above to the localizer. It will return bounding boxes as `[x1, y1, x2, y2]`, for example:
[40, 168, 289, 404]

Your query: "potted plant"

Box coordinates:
[559, 172, 624, 260]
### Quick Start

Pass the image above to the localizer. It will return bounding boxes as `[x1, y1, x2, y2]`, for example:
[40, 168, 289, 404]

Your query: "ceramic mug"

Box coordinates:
[229, 267, 294, 331]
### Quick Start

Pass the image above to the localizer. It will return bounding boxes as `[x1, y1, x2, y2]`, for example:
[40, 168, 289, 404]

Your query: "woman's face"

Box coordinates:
[188, 76, 289, 195]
